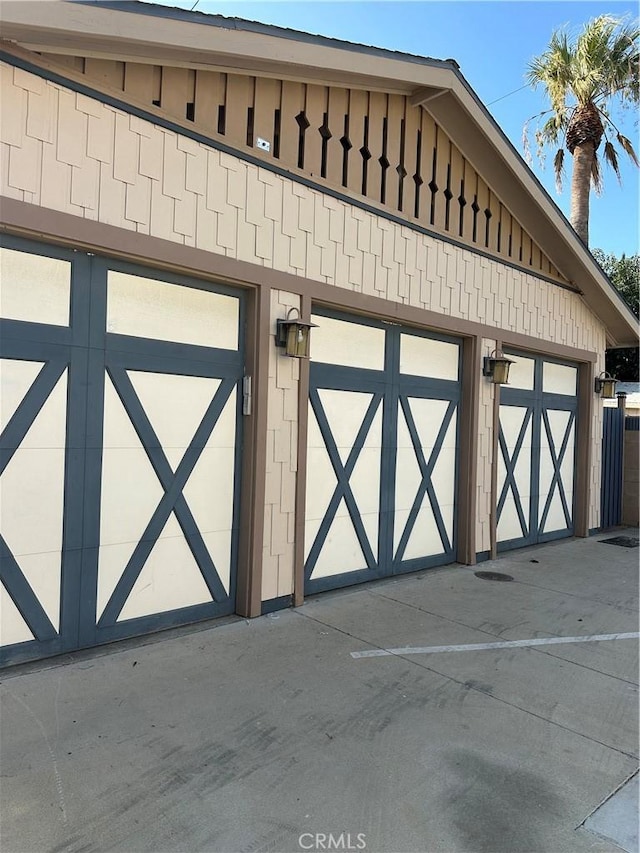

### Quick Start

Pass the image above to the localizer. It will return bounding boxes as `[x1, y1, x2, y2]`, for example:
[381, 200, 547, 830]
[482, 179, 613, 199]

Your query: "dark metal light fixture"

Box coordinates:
[594, 371, 617, 399]
[275, 308, 317, 358]
[482, 350, 515, 385]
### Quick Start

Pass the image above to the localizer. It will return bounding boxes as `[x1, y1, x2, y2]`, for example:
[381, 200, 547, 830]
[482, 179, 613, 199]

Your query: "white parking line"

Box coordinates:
[350, 632, 640, 659]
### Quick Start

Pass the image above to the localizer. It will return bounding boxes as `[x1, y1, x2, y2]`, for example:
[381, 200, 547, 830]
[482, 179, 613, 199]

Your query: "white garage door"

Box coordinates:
[305, 310, 461, 593]
[497, 352, 578, 550]
[0, 237, 244, 666]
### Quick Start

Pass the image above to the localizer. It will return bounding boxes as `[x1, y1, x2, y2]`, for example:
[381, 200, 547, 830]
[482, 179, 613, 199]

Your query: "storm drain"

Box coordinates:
[599, 536, 639, 548]
[474, 571, 514, 582]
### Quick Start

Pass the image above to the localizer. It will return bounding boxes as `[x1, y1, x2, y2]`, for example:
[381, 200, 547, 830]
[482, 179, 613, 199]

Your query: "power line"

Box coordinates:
[487, 84, 528, 107]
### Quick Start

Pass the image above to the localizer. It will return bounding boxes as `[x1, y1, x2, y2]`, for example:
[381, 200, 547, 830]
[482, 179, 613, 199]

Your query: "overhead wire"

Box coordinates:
[487, 84, 529, 106]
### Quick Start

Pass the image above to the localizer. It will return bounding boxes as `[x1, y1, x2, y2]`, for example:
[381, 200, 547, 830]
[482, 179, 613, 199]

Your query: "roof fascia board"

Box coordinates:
[16, 42, 413, 95]
[0, 1, 454, 92]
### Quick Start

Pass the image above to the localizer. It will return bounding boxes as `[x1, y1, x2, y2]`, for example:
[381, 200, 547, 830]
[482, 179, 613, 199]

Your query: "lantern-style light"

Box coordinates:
[594, 371, 617, 399]
[275, 308, 317, 358]
[483, 350, 515, 385]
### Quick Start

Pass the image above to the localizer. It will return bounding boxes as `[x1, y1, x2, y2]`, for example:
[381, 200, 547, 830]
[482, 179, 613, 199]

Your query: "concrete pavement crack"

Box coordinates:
[294, 609, 639, 762]
[370, 589, 639, 686]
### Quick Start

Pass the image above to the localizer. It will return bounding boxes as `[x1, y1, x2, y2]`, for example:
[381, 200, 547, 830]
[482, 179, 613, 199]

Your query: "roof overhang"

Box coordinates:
[0, 0, 637, 347]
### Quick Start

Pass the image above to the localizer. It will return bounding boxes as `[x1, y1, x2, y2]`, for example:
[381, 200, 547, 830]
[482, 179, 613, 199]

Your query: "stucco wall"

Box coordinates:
[0, 62, 607, 593]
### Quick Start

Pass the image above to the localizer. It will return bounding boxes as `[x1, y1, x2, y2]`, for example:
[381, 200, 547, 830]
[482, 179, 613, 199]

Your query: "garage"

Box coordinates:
[304, 310, 461, 593]
[497, 351, 578, 550]
[0, 235, 244, 665]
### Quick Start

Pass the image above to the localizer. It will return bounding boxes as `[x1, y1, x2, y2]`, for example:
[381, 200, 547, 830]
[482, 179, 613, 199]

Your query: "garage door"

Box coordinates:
[0, 237, 244, 666]
[497, 352, 577, 550]
[305, 310, 460, 593]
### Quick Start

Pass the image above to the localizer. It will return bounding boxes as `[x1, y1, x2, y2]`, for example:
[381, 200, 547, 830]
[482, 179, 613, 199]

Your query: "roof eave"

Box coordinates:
[1, 0, 637, 346]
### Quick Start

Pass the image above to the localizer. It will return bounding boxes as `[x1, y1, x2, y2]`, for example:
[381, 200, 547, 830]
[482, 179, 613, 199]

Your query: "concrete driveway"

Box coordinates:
[1, 533, 638, 853]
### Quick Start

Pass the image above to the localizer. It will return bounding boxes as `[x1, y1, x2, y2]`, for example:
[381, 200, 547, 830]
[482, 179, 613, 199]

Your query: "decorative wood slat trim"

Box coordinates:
[45, 53, 85, 72]
[346, 88, 367, 196]
[279, 80, 304, 165]
[193, 69, 224, 135]
[366, 90, 386, 203]
[160, 65, 190, 119]
[385, 94, 404, 211]
[84, 57, 124, 90]
[253, 76, 280, 152]
[32, 48, 570, 286]
[304, 83, 327, 177]
[124, 63, 155, 103]
[325, 86, 347, 187]
[461, 159, 475, 245]
[402, 99, 421, 220]
[476, 176, 490, 249]
[449, 143, 465, 238]
[225, 73, 253, 147]
[433, 125, 450, 231]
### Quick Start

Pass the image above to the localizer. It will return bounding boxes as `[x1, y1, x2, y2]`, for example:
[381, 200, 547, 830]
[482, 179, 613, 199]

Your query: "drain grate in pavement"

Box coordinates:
[599, 536, 639, 548]
[474, 571, 513, 582]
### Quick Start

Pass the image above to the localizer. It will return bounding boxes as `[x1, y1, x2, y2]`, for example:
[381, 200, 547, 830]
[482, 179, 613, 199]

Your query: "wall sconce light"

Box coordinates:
[482, 350, 515, 385]
[594, 372, 617, 399]
[275, 308, 317, 358]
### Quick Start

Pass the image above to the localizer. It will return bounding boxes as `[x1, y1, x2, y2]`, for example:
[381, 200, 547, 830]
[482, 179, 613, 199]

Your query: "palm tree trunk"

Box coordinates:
[570, 142, 595, 245]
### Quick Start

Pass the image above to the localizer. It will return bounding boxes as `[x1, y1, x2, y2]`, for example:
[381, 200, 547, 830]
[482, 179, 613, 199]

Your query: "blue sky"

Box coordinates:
[143, 0, 639, 256]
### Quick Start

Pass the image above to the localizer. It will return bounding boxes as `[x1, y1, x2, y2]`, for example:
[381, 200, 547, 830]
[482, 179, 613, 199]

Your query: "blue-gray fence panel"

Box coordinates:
[601, 408, 624, 528]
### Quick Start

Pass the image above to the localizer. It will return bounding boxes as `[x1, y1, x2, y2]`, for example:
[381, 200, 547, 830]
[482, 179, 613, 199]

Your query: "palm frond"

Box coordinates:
[553, 148, 566, 192]
[590, 152, 604, 195]
[603, 140, 621, 182]
[522, 120, 533, 164]
[617, 132, 640, 165]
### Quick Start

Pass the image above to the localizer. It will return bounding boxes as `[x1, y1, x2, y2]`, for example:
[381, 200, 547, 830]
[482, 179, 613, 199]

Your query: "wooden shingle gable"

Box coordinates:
[36, 51, 568, 285]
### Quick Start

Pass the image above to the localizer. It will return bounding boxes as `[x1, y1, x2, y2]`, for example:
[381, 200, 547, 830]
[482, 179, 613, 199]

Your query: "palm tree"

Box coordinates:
[525, 15, 639, 245]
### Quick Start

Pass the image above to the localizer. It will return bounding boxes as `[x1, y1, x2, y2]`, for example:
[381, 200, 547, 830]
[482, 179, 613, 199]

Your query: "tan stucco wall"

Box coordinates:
[0, 62, 607, 595]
